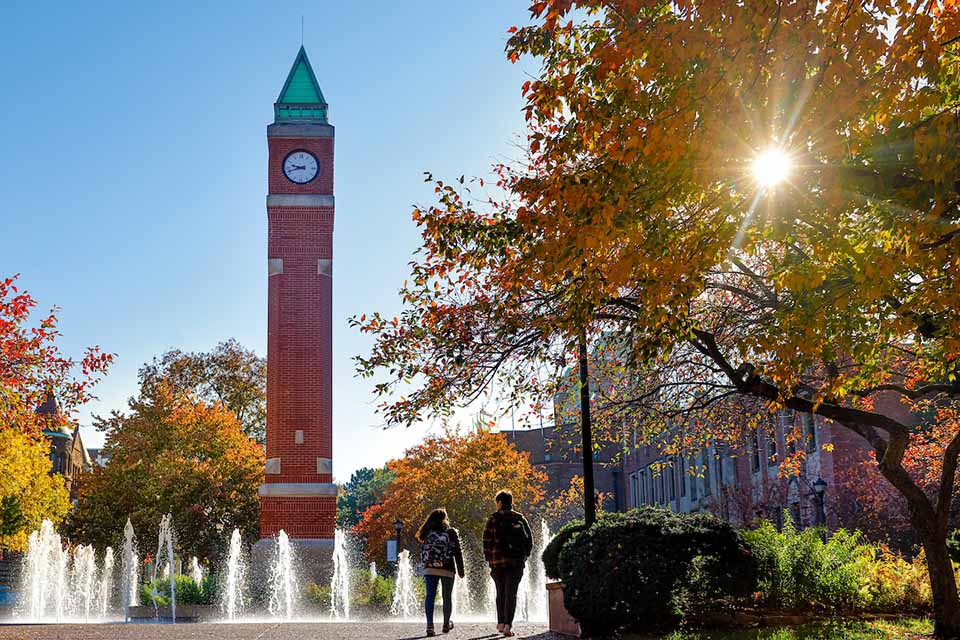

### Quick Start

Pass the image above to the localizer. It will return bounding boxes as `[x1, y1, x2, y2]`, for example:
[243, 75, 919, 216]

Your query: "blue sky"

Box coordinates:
[0, 1, 535, 480]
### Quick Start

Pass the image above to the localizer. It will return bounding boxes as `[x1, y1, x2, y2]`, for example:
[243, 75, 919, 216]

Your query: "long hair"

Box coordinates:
[416, 508, 450, 542]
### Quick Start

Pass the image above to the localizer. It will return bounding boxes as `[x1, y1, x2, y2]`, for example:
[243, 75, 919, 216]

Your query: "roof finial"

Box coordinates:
[300, 14, 304, 46]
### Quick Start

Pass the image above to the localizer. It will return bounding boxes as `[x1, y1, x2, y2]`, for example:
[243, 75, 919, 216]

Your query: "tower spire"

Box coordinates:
[274, 46, 327, 123]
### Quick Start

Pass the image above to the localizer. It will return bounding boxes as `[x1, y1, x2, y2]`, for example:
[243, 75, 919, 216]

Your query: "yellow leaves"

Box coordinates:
[0, 427, 70, 551]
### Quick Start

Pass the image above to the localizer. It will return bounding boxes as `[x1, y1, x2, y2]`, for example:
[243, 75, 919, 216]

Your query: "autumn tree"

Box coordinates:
[355, 2, 960, 635]
[65, 380, 264, 562]
[139, 339, 266, 442]
[337, 466, 395, 530]
[355, 429, 545, 564]
[0, 274, 112, 552]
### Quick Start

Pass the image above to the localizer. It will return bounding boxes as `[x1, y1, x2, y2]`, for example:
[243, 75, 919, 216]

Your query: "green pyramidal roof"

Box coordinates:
[275, 46, 328, 123]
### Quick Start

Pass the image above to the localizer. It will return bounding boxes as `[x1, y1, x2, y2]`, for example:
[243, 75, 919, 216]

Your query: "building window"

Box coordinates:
[544, 453, 552, 462]
[679, 457, 687, 498]
[767, 432, 778, 466]
[660, 469, 667, 505]
[629, 473, 638, 508]
[668, 463, 676, 501]
[751, 432, 761, 473]
[805, 414, 817, 453]
[639, 470, 647, 505]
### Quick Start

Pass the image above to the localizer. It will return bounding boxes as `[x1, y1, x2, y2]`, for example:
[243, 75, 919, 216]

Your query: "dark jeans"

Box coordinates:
[424, 574, 454, 628]
[490, 565, 525, 625]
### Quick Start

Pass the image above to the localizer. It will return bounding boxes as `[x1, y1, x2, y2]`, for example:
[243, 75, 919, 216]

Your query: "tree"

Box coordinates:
[0, 274, 111, 552]
[0, 496, 28, 551]
[0, 430, 70, 553]
[355, 429, 545, 563]
[336, 466, 395, 530]
[354, 2, 960, 635]
[139, 339, 267, 443]
[65, 380, 264, 562]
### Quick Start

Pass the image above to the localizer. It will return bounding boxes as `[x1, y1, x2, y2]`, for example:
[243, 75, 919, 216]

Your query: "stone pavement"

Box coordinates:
[0, 622, 557, 640]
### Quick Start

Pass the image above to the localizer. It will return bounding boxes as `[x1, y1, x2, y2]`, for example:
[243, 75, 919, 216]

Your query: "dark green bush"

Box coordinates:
[557, 508, 757, 634]
[542, 520, 586, 580]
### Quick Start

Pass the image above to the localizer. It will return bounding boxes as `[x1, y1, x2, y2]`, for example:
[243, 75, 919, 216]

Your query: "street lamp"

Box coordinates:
[812, 476, 828, 528]
[394, 517, 403, 548]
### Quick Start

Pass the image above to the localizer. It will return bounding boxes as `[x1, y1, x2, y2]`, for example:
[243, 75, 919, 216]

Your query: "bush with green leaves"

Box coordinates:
[141, 574, 214, 606]
[303, 582, 331, 610]
[557, 508, 757, 634]
[744, 519, 930, 614]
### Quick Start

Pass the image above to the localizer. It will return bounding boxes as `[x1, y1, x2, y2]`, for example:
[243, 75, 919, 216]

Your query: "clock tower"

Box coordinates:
[258, 46, 336, 554]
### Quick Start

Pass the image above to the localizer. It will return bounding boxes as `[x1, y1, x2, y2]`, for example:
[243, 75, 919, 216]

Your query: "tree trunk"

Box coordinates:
[920, 527, 960, 639]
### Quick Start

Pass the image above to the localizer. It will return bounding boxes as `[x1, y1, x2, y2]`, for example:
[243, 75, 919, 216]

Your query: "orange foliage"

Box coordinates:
[355, 429, 545, 563]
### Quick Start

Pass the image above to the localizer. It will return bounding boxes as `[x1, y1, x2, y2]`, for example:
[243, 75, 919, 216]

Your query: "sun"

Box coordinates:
[751, 147, 792, 188]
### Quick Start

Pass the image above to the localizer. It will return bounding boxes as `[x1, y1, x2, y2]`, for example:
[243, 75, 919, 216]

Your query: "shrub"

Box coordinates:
[349, 568, 395, 612]
[140, 574, 212, 606]
[557, 508, 757, 634]
[303, 582, 331, 610]
[542, 520, 586, 580]
[743, 518, 931, 614]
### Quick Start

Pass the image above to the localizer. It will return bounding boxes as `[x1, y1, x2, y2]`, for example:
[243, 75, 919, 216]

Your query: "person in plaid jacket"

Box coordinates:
[482, 490, 533, 637]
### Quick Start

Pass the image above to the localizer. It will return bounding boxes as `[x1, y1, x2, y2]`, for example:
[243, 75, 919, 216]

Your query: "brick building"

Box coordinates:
[37, 394, 91, 503]
[502, 423, 623, 511]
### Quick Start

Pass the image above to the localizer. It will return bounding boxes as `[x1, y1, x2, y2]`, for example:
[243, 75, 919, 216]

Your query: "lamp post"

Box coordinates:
[812, 476, 828, 531]
[394, 517, 403, 552]
[578, 330, 597, 527]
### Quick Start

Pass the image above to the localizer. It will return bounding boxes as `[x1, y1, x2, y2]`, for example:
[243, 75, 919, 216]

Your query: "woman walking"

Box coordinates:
[417, 508, 465, 636]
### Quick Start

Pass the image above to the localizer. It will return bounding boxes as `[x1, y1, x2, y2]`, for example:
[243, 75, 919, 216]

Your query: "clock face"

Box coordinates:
[283, 150, 319, 184]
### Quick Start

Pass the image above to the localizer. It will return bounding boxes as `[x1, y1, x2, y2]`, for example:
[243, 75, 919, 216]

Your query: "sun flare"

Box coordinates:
[751, 147, 792, 188]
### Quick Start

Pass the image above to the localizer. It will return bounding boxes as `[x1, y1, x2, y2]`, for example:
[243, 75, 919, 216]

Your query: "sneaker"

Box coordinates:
[426, 627, 436, 637]
[503, 625, 515, 637]
[497, 624, 505, 633]
[442, 622, 454, 634]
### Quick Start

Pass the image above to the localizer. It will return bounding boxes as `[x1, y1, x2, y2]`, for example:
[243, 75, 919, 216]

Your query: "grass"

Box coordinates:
[626, 618, 933, 639]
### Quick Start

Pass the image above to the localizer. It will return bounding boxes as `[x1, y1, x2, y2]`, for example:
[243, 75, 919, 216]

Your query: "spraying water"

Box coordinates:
[190, 557, 204, 587]
[98, 547, 115, 618]
[120, 518, 139, 621]
[17, 520, 119, 622]
[369, 561, 377, 582]
[220, 528, 246, 621]
[267, 530, 297, 620]
[453, 571, 471, 620]
[329, 529, 351, 619]
[73, 545, 98, 620]
[150, 513, 176, 623]
[390, 549, 418, 619]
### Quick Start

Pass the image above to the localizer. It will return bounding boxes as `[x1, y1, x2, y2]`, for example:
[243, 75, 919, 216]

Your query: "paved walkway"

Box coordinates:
[0, 622, 556, 640]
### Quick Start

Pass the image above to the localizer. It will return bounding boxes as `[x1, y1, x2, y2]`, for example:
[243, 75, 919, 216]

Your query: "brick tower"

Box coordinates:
[257, 46, 336, 558]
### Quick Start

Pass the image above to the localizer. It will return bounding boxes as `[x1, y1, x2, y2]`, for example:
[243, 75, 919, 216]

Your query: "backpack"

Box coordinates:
[421, 530, 453, 568]
[497, 514, 532, 560]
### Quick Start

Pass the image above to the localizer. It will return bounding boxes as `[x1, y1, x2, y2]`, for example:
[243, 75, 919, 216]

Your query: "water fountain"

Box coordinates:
[120, 518, 139, 621]
[150, 513, 176, 622]
[329, 529, 351, 619]
[266, 530, 297, 620]
[453, 570, 471, 619]
[220, 528, 246, 621]
[390, 549, 418, 619]
[190, 557, 204, 587]
[12, 516, 552, 625]
[98, 547, 115, 618]
[73, 545, 97, 620]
